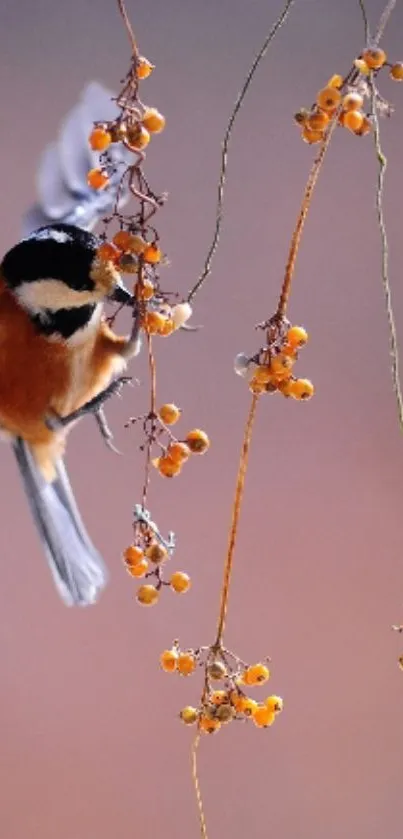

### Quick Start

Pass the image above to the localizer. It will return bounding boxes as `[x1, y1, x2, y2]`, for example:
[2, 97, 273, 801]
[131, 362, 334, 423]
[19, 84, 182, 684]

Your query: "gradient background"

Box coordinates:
[1, 0, 403, 836]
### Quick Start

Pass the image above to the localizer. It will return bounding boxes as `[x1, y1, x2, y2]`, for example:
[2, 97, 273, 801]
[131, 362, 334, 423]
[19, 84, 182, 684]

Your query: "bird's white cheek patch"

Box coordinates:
[17, 278, 101, 313]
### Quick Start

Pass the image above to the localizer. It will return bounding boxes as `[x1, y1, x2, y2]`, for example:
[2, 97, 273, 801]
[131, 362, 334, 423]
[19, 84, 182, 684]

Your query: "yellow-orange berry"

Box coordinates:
[282, 343, 297, 359]
[158, 318, 175, 337]
[390, 62, 403, 81]
[286, 325, 308, 347]
[167, 441, 191, 463]
[362, 47, 387, 70]
[136, 279, 154, 300]
[208, 661, 227, 681]
[160, 649, 178, 672]
[144, 311, 168, 335]
[113, 230, 134, 250]
[143, 243, 162, 264]
[270, 354, 293, 380]
[87, 168, 109, 190]
[354, 58, 370, 75]
[123, 545, 144, 566]
[158, 403, 181, 425]
[199, 716, 221, 734]
[137, 584, 159, 606]
[137, 56, 155, 79]
[210, 690, 228, 705]
[185, 429, 210, 455]
[97, 242, 120, 263]
[180, 706, 199, 725]
[316, 86, 342, 112]
[265, 695, 284, 713]
[342, 109, 364, 133]
[127, 557, 149, 578]
[307, 110, 329, 131]
[301, 126, 324, 145]
[254, 365, 272, 384]
[355, 115, 372, 136]
[127, 124, 151, 151]
[278, 379, 294, 398]
[249, 378, 267, 395]
[239, 696, 258, 716]
[243, 663, 270, 686]
[157, 455, 182, 478]
[326, 74, 344, 89]
[252, 704, 276, 728]
[170, 571, 191, 594]
[126, 234, 147, 254]
[177, 652, 197, 676]
[229, 690, 244, 712]
[342, 91, 364, 111]
[145, 542, 168, 564]
[89, 127, 112, 151]
[142, 107, 166, 134]
[289, 378, 315, 401]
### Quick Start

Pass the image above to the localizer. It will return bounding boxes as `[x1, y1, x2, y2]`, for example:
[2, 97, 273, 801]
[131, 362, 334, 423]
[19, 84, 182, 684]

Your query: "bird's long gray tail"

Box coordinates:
[12, 437, 108, 606]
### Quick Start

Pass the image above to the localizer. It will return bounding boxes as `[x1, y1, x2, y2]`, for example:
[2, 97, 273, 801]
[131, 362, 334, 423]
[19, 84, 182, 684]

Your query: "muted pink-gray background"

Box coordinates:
[1, 0, 403, 836]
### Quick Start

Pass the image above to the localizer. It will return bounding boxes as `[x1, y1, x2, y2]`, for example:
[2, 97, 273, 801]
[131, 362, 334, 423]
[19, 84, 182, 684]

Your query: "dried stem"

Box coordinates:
[215, 395, 258, 646]
[374, 0, 397, 43]
[116, 0, 139, 57]
[276, 116, 338, 318]
[358, 0, 371, 43]
[142, 333, 157, 506]
[368, 78, 403, 430]
[191, 734, 208, 839]
[187, 0, 296, 303]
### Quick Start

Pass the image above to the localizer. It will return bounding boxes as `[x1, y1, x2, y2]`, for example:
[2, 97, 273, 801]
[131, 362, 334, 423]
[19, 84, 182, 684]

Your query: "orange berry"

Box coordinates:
[127, 124, 151, 151]
[243, 663, 270, 686]
[342, 109, 364, 133]
[252, 704, 276, 728]
[167, 441, 191, 463]
[239, 696, 258, 717]
[160, 649, 178, 672]
[253, 365, 272, 384]
[326, 74, 343, 89]
[208, 661, 227, 681]
[307, 110, 329, 131]
[249, 378, 267, 395]
[126, 234, 147, 254]
[185, 429, 210, 455]
[89, 127, 112, 151]
[113, 230, 133, 250]
[199, 716, 221, 734]
[301, 126, 324, 144]
[265, 695, 284, 714]
[342, 91, 364, 111]
[158, 403, 181, 425]
[270, 354, 294, 380]
[142, 107, 166, 134]
[286, 325, 308, 347]
[177, 652, 197, 676]
[123, 545, 144, 566]
[316, 86, 342, 111]
[144, 311, 168, 334]
[137, 56, 155, 79]
[127, 557, 149, 578]
[289, 378, 315, 401]
[87, 168, 109, 190]
[157, 455, 182, 478]
[282, 343, 297, 359]
[180, 706, 199, 725]
[362, 47, 387, 70]
[278, 379, 294, 398]
[145, 542, 168, 564]
[170, 571, 191, 594]
[354, 58, 370, 75]
[390, 62, 403, 81]
[143, 243, 162, 264]
[210, 690, 228, 705]
[137, 584, 159, 606]
[97, 242, 120, 263]
[355, 115, 372, 136]
[158, 318, 175, 337]
[135, 278, 154, 300]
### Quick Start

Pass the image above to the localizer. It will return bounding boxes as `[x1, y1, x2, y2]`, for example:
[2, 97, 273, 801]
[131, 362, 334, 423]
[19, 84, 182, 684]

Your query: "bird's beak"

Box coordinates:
[110, 278, 134, 306]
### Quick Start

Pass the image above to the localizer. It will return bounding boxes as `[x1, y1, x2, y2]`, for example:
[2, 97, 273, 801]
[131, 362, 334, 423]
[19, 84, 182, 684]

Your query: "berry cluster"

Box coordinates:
[125, 403, 210, 479]
[235, 319, 314, 400]
[160, 642, 283, 733]
[295, 47, 403, 145]
[122, 505, 191, 606]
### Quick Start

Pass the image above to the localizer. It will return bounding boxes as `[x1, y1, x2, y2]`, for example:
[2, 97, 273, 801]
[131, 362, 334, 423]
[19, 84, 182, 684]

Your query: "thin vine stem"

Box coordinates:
[191, 734, 208, 839]
[374, 0, 397, 44]
[116, 0, 139, 57]
[187, 0, 296, 304]
[141, 333, 157, 507]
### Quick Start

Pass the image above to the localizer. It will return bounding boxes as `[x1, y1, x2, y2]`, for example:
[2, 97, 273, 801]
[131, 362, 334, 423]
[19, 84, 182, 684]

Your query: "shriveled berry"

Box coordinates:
[215, 703, 235, 723]
[137, 584, 159, 606]
[170, 572, 191, 594]
[185, 429, 210, 454]
[145, 542, 168, 564]
[208, 661, 227, 680]
[126, 234, 147, 254]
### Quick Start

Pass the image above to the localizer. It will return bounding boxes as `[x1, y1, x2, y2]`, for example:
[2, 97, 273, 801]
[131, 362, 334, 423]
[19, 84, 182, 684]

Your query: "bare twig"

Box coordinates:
[116, 0, 139, 57]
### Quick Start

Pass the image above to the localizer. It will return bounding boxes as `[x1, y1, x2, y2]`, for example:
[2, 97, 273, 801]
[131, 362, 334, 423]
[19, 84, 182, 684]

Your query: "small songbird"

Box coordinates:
[0, 222, 140, 607]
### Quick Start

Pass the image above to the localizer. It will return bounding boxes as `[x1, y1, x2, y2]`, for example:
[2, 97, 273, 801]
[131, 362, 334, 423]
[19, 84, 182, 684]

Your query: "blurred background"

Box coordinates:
[1, 0, 403, 836]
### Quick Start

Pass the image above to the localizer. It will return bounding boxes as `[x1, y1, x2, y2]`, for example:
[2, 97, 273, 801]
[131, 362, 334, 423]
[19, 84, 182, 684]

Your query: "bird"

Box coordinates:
[0, 222, 141, 607]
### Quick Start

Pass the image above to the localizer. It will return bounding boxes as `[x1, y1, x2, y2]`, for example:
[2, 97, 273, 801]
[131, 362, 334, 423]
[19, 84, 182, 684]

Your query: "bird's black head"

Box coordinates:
[0, 224, 133, 338]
